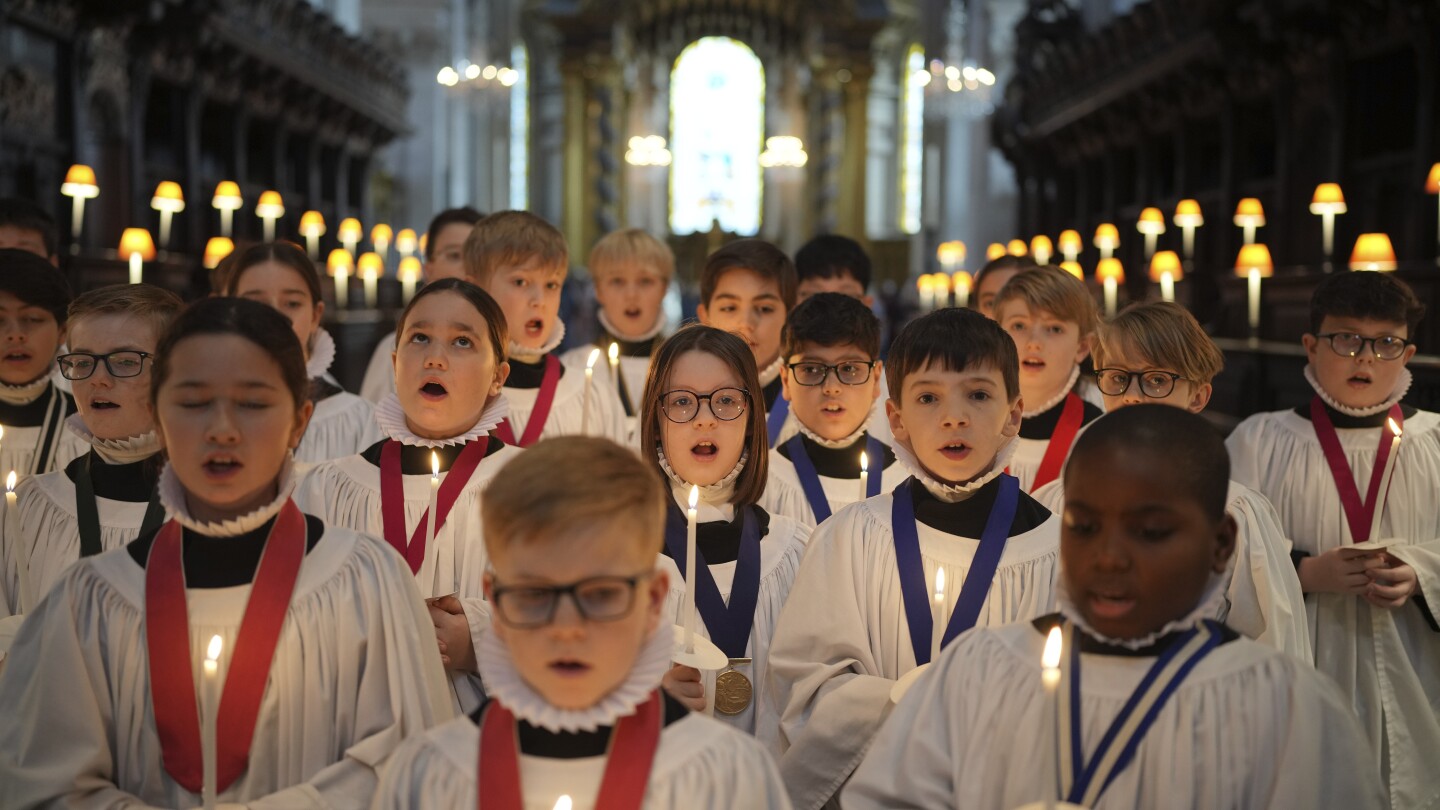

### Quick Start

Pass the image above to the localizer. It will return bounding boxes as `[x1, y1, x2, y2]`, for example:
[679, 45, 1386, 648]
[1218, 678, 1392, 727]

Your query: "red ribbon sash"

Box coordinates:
[478, 691, 663, 810]
[495, 355, 561, 448]
[144, 501, 307, 795]
[1309, 397, 1403, 544]
[1031, 392, 1085, 492]
[380, 439, 488, 575]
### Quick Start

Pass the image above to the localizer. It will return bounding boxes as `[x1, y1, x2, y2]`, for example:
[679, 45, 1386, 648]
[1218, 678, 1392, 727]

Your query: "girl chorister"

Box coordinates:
[224, 242, 383, 463]
[292, 278, 523, 711]
[0, 297, 453, 807]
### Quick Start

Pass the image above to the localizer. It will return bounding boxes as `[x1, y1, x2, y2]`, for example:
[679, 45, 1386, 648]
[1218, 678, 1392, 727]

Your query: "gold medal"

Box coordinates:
[714, 658, 753, 715]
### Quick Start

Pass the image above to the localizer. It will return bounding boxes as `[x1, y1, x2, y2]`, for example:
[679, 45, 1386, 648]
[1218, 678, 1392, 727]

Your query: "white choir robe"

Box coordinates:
[1031, 478, 1313, 660]
[658, 508, 808, 735]
[843, 621, 1385, 810]
[761, 444, 909, 529]
[374, 707, 793, 810]
[0, 422, 88, 479]
[762, 492, 1060, 810]
[0, 525, 456, 809]
[360, 332, 398, 404]
[1227, 407, 1440, 809]
[296, 392, 384, 464]
[1007, 436, 1052, 492]
[562, 344, 651, 444]
[502, 359, 630, 447]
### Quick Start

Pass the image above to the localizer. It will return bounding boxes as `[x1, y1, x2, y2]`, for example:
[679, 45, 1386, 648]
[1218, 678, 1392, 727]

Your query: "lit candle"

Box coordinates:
[582, 348, 600, 435]
[1368, 418, 1404, 542]
[953, 271, 972, 309]
[335, 263, 349, 310]
[917, 276, 933, 313]
[6, 470, 32, 612]
[426, 452, 439, 554]
[858, 450, 869, 502]
[1041, 626, 1063, 810]
[1160, 271, 1175, 304]
[683, 485, 699, 653]
[128, 251, 143, 286]
[1247, 267, 1261, 334]
[608, 341, 620, 385]
[202, 634, 223, 810]
[1103, 276, 1118, 319]
[931, 567, 946, 663]
[362, 267, 378, 309]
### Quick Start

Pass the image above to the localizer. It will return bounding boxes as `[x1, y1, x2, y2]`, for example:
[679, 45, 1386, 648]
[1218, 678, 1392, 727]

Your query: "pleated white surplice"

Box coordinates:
[502, 359, 630, 447]
[0, 422, 88, 479]
[296, 392, 384, 464]
[762, 446, 909, 529]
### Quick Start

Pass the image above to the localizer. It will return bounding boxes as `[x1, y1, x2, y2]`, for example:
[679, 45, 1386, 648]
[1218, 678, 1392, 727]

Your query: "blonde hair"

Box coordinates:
[992, 267, 1098, 337]
[589, 228, 675, 282]
[68, 283, 185, 345]
[1094, 302, 1225, 385]
[464, 210, 569, 286]
[481, 436, 668, 559]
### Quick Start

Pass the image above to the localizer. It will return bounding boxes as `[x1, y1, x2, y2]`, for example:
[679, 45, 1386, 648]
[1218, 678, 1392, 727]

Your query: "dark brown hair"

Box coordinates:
[394, 277, 509, 367]
[782, 291, 881, 359]
[886, 307, 1020, 402]
[222, 241, 323, 305]
[426, 206, 485, 261]
[152, 297, 309, 411]
[700, 239, 798, 311]
[1308, 271, 1426, 335]
[68, 284, 185, 348]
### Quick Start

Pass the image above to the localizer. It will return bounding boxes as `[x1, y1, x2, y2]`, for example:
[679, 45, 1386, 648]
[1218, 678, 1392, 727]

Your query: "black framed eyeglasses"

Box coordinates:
[491, 572, 652, 628]
[57, 351, 155, 381]
[1094, 368, 1188, 399]
[787, 360, 876, 386]
[658, 387, 750, 423]
[1315, 332, 1409, 361]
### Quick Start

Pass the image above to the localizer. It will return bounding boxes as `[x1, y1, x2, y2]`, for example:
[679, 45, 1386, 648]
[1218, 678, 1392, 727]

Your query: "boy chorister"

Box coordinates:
[846, 405, 1383, 809]
[1227, 272, 1440, 808]
[763, 307, 1060, 809]
[376, 437, 792, 809]
[464, 211, 627, 447]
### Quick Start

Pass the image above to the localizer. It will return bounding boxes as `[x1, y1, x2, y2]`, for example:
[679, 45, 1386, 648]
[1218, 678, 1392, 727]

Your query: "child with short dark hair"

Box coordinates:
[1227, 271, 1439, 807]
[972, 254, 1035, 319]
[794, 234, 871, 305]
[0, 197, 59, 262]
[765, 307, 1059, 809]
[847, 405, 1382, 809]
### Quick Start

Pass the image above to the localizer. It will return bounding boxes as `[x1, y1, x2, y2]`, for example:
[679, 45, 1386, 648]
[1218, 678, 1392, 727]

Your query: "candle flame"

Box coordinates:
[1042, 626, 1063, 670]
[206, 634, 224, 663]
[688, 484, 699, 510]
[933, 567, 945, 601]
[553, 797, 573, 810]
[587, 347, 601, 369]
[608, 342, 619, 363]
[431, 451, 440, 478]
[5, 470, 14, 493]
[860, 451, 868, 473]
[1389, 417, 1403, 438]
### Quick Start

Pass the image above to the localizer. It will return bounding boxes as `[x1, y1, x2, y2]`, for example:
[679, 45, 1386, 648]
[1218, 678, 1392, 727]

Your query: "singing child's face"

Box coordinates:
[486, 521, 668, 711]
[659, 349, 749, 486]
[1302, 315, 1417, 410]
[997, 300, 1090, 408]
[0, 291, 60, 386]
[1061, 443, 1235, 640]
[975, 267, 1020, 319]
[697, 268, 786, 369]
[887, 360, 1021, 485]
[154, 334, 312, 524]
[1098, 339, 1211, 414]
[393, 290, 508, 440]
[232, 261, 322, 360]
[425, 222, 475, 283]
[781, 341, 881, 443]
[67, 313, 160, 442]
[483, 257, 565, 353]
[594, 262, 668, 340]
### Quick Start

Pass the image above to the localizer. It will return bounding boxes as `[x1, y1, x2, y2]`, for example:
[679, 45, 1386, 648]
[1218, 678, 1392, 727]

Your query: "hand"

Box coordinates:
[427, 594, 476, 672]
[1364, 553, 1419, 609]
[1298, 547, 1388, 596]
[661, 664, 706, 712]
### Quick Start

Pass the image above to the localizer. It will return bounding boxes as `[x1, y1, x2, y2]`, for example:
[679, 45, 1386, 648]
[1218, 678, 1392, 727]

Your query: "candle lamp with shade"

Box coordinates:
[255, 191, 285, 243]
[357, 252, 383, 309]
[203, 237, 234, 271]
[119, 228, 156, 286]
[1426, 163, 1440, 267]
[1136, 207, 1165, 260]
[1095, 258, 1125, 318]
[371, 224, 393, 264]
[985, 243, 1007, 261]
[298, 211, 326, 259]
[327, 249, 354, 309]
[1058, 261, 1083, 280]
[916, 274, 934, 313]
[951, 270, 972, 309]
[396, 228, 419, 259]
[150, 181, 185, 251]
[398, 256, 422, 303]
[1172, 199, 1204, 261]
[1149, 250, 1182, 303]
[1349, 233, 1397, 272]
[1030, 235, 1053, 265]
[211, 181, 243, 238]
[931, 273, 952, 309]
[1006, 239, 1028, 257]
[1309, 183, 1347, 272]
[1093, 223, 1119, 261]
[1234, 243, 1274, 339]
[937, 240, 965, 274]
[337, 217, 363, 258]
[1057, 229, 1082, 264]
[1233, 198, 1265, 246]
[60, 164, 99, 251]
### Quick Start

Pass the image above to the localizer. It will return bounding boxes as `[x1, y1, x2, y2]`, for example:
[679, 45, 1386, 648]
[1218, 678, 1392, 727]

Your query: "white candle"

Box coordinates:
[582, 348, 600, 434]
[219, 208, 233, 239]
[1160, 271, 1175, 303]
[305, 233, 319, 259]
[401, 276, 417, 303]
[6, 470, 32, 612]
[335, 266, 349, 309]
[1321, 212, 1337, 265]
[426, 452, 439, 552]
[1103, 277, 1117, 318]
[1143, 232, 1158, 260]
[683, 485, 699, 653]
[1041, 626, 1063, 810]
[857, 450, 869, 502]
[159, 211, 174, 251]
[262, 216, 277, 244]
[1368, 418, 1404, 542]
[363, 270, 378, 309]
[1242, 223, 1256, 246]
[71, 196, 86, 241]
[128, 252, 142, 285]
[1247, 268, 1261, 333]
[1181, 226, 1196, 260]
[202, 634, 223, 810]
[607, 341, 620, 387]
[931, 567, 946, 663]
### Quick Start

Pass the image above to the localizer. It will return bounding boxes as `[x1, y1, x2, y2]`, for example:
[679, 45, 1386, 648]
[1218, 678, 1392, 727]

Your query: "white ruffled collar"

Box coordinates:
[657, 446, 745, 521]
[157, 455, 297, 537]
[1022, 365, 1081, 419]
[1304, 364, 1412, 419]
[892, 435, 1018, 503]
[476, 617, 674, 733]
[758, 355, 784, 387]
[1057, 571, 1228, 651]
[64, 414, 161, 465]
[305, 329, 336, 381]
[373, 392, 509, 448]
[796, 420, 867, 450]
[508, 321, 566, 364]
[597, 308, 668, 343]
[0, 373, 52, 406]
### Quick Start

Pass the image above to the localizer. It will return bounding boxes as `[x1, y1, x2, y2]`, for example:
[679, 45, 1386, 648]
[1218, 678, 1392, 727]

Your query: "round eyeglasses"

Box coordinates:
[57, 351, 154, 381]
[658, 387, 749, 423]
[1315, 332, 1409, 361]
[1094, 368, 1188, 399]
[787, 360, 876, 387]
[491, 573, 651, 628]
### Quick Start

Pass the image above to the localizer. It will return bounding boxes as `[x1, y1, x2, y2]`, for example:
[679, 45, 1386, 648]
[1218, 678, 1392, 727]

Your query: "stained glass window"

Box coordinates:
[669, 37, 764, 235]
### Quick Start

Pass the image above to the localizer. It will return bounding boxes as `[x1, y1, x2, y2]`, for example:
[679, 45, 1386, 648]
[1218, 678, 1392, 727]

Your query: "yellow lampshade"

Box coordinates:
[357, 252, 383, 279]
[396, 228, 419, 254]
[1349, 233, 1397, 272]
[1173, 199, 1204, 228]
[952, 270, 972, 292]
[299, 210, 326, 237]
[1095, 258, 1124, 283]
[1426, 163, 1440, 195]
[1233, 198, 1265, 227]
[150, 181, 185, 213]
[327, 248, 354, 276]
[1093, 223, 1119, 250]
[1059, 261, 1083, 280]
[1030, 235, 1053, 257]
[1234, 243, 1274, 278]
[985, 243, 1006, 261]
[1148, 250, 1182, 282]
[371, 224, 394, 245]
[1057, 229, 1082, 252]
[1136, 207, 1166, 235]
[118, 228, 156, 261]
[255, 190, 284, 218]
[338, 217, 363, 243]
[1006, 239, 1027, 256]
[397, 256, 423, 282]
[203, 237, 234, 269]
[212, 181, 243, 210]
[1309, 183, 1347, 215]
[61, 164, 99, 198]
[916, 274, 932, 295]
[936, 240, 966, 267]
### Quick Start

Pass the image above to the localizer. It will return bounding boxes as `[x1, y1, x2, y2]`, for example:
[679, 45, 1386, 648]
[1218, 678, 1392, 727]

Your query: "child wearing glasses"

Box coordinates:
[0, 285, 181, 637]
[764, 308, 1059, 809]
[993, 268, 1105, 493]
[1227, 271, 1440, 807]
[1028, 302, 1309, 658]
[762, 293, 906, 528]
[638, 326, 809, 735]
[376, 437, 792, 809]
